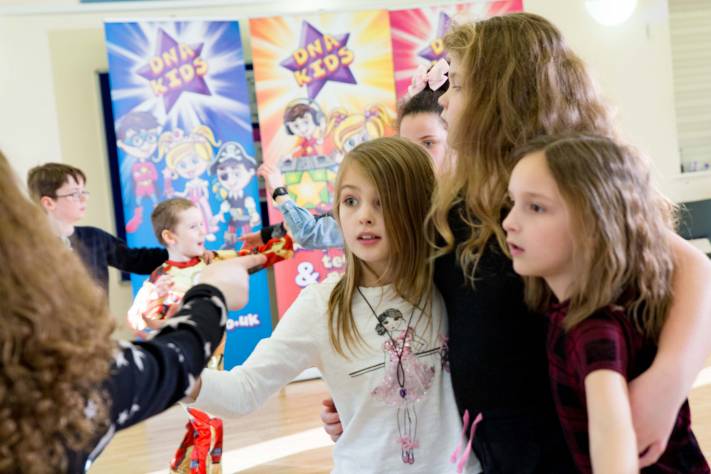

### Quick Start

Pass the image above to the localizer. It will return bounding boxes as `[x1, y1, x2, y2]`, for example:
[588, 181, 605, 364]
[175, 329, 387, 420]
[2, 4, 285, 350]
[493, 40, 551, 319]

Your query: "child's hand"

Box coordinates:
[142, 312, 167, 330]
[186, 377, 203, 402]
[202, 250, 216, 264]
[154, 274, 175, 298]
[237, 231, 264, 251]
[320, 398, 343, 442]
[198, 254, 266, 310]
[257, 163, 286, 198]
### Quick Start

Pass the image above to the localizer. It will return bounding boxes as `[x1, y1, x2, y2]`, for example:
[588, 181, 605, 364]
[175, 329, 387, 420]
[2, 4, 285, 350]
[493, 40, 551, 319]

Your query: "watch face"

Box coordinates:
[272, 187, 288, 200]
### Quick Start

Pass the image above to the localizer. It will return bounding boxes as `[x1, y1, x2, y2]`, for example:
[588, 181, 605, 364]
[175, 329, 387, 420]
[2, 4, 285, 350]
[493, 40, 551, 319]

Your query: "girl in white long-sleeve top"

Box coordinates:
[191, 136, 480, 473]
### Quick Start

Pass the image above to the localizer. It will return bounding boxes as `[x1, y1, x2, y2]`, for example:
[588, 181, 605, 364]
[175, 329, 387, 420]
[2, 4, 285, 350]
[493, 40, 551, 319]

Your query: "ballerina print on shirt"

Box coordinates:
[371, 307, 436, 465]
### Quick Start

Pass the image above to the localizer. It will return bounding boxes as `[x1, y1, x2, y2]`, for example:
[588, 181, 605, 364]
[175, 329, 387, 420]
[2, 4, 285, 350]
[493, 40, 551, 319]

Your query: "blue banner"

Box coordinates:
[104, 20, 272, 368]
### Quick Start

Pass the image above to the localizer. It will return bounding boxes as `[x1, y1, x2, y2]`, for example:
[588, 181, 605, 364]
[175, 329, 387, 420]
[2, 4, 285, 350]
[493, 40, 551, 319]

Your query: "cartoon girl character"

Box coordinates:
[116, 111, 162, 233]
[160, 125, 220, 241]
[324, 105, 395, 163]
[210, 141, 261, 248]
[371, 307, 435, 465]
[283, 98, 326, 160]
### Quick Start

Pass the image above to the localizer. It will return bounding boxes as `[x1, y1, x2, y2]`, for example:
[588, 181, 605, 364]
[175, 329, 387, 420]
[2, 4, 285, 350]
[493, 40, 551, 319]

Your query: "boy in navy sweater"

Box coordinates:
[27, 162, 168, 292]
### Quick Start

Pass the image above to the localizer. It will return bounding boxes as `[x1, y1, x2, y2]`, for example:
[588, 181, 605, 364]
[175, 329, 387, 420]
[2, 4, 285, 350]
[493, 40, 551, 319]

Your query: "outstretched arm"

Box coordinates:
[629, 232, 711, 465]
[86, 256, 260, 466]
[277, 200, 343, 249]
[259, 161, 343, 249]
[189, 283, 322, 416]
[101, 228, 168, 274]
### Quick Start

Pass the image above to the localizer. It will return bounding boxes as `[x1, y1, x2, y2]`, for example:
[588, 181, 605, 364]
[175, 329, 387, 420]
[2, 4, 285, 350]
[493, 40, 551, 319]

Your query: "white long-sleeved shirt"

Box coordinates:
[194, 274, 481, 473]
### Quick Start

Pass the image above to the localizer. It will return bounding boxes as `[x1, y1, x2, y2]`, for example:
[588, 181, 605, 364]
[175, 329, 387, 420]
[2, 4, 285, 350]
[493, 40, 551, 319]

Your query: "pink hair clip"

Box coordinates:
[405, 58, 449, 100]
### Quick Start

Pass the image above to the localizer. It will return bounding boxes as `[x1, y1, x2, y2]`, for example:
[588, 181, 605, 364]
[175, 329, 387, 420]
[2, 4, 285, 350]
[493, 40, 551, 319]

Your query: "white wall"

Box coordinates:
[526, 0, 711, 203]
[1, 0, 709, 320]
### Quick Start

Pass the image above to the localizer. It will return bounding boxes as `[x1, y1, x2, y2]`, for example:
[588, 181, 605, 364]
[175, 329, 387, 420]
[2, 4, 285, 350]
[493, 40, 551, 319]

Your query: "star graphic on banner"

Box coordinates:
[280, 21, 356, 99]
[290, 172, 326, 209]
[419, 11, 452, 62]
[137, 28, 211, 112]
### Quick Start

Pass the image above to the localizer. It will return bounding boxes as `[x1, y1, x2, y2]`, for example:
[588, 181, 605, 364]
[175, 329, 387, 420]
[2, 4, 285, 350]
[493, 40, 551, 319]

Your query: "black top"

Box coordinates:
[69, 226, 168, 290]
[434, 209, 553, 418]
[68, 283, 227, 472]
[434, 208, 576, 471]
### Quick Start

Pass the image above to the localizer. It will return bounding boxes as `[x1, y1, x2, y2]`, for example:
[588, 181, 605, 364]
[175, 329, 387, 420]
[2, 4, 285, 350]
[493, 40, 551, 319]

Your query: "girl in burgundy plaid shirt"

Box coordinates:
[503, 134, 709, 473]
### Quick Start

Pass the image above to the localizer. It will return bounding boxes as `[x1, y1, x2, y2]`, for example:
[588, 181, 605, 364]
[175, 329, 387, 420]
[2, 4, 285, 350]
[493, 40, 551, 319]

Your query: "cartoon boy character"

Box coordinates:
[283, 98, 326, 160]
[116, 111, 162, 233]
[210, 141, 261, 248]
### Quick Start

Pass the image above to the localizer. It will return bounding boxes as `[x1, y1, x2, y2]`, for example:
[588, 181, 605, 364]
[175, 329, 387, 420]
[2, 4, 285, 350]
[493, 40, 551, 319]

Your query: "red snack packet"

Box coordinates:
[170, 407, 223, 474]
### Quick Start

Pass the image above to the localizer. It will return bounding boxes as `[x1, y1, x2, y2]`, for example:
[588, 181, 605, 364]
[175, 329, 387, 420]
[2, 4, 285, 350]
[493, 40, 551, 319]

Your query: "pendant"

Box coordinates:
[399, 387, 407, 398]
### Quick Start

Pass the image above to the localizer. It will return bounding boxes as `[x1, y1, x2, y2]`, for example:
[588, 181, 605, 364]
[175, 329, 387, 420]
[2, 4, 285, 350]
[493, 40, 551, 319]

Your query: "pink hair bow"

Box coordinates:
[406, 58, 449, 99]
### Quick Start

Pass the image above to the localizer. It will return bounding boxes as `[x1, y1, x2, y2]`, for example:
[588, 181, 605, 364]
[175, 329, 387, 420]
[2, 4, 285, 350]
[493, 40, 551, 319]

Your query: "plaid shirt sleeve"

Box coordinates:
[567, 313, 629, 382]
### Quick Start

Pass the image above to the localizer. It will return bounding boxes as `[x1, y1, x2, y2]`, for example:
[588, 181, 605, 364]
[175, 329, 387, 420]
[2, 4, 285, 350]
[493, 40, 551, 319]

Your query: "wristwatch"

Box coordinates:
[271, 186, 289, 201]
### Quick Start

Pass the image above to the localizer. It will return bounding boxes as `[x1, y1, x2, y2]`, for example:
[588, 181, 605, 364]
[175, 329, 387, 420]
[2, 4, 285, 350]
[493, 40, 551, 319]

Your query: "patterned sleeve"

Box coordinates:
[568, 313, 629, 382]
[82, 284, 228, 468]
[104, 229, 169, 274]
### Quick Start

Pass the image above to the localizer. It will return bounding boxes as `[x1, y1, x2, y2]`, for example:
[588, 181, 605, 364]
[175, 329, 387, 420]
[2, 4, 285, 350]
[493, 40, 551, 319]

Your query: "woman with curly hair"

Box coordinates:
[0, 149, 262, 473]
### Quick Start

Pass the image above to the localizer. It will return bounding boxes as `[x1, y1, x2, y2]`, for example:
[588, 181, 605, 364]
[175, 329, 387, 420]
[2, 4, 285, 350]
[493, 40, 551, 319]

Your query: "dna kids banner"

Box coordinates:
[250, 11, 397, 315]
[104, 20, 272, 368]
[390, 0, 523, 100]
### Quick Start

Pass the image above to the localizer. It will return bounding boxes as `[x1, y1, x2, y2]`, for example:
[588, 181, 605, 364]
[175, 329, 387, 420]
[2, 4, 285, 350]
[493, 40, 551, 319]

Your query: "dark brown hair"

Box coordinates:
[27, 162, 87, 202]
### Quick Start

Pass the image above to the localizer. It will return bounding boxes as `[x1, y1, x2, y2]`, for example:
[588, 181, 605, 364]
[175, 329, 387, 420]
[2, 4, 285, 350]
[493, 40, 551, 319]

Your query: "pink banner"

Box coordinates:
[390, 1, 523, 100]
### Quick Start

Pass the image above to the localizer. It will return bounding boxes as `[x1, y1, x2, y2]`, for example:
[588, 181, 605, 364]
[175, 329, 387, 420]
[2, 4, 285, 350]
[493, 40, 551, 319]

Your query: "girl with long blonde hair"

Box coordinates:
[191, 137, 479, 473]
[503, 134, 708, 473]
[0, 149, 257, 472]
[424, 12, 711, 472]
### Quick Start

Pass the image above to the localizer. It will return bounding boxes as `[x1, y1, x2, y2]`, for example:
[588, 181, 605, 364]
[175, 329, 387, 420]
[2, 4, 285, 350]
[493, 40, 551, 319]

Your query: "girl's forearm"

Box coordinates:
[586, 371, 638, 473]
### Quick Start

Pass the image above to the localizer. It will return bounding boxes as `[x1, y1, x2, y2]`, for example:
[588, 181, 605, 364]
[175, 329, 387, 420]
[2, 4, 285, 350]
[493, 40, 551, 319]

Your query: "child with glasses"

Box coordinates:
[27, 162, 169, 292]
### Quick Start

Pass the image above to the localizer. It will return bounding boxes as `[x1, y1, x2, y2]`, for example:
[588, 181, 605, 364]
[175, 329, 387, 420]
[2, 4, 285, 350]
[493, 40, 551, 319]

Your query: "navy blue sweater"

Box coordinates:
[69, 226, 168, 290]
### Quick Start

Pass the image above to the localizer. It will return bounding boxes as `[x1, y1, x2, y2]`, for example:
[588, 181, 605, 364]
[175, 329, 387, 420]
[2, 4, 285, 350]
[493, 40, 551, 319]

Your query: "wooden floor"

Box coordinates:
[91, 364, 711, 473]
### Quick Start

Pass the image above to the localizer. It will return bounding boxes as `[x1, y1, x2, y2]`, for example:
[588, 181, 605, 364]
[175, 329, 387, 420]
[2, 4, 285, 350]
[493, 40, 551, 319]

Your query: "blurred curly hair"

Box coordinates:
[0, 151, 115, 473]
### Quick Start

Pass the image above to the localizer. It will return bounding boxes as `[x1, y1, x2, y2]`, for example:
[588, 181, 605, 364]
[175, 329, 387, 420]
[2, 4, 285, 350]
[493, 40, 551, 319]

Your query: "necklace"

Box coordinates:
[357, 287, 422, 399]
